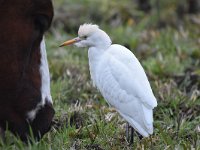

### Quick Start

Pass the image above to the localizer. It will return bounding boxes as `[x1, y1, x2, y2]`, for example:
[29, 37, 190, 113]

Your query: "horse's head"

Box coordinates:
[0, 0, 54, 141]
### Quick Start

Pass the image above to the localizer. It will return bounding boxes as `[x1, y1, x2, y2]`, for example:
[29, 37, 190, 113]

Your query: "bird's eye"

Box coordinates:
[83, 36, 87, 39]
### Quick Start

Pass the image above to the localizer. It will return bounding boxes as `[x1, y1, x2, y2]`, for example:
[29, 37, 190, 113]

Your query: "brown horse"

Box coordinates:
[0, 0, 54, 142]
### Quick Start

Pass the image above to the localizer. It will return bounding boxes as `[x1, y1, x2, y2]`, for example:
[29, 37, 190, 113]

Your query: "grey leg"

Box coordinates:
[126, 123, 134, 144]
[130, 126, 134, 144]
[126, 123, 129, 141]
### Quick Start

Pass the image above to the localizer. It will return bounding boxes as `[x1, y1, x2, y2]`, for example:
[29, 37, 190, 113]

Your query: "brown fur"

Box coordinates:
[0, 0, 54, 142]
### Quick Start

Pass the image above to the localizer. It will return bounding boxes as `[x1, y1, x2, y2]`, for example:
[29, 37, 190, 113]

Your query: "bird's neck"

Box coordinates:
[88, 47, 106, 83]
[88, 47, 105, 63]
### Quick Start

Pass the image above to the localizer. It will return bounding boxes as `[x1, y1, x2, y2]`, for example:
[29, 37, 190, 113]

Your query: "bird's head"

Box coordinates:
[60, 23, 112, 49]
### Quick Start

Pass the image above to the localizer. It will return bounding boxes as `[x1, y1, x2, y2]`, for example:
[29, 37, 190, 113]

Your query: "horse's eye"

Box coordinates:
[34, 15, 50, 33]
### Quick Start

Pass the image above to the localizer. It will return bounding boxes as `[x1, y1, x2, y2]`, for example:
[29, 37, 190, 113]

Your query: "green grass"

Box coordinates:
[1, 0, 200, 149]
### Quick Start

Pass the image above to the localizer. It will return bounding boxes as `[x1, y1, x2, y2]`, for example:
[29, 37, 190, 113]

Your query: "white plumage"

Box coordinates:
[60, 23, 157, 137]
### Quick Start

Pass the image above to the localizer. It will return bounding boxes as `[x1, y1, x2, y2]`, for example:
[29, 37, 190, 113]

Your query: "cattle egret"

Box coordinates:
[60, 24, 157, 143]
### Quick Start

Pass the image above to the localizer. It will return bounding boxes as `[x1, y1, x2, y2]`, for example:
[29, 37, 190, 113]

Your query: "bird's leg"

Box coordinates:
[126, 123, 134, 144]
[130, 126, 134, 144]
[126, 123, 129, 141]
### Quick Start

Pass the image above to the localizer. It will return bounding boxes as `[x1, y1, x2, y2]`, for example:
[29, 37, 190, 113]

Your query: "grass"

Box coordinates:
[1, 0, 200, 149]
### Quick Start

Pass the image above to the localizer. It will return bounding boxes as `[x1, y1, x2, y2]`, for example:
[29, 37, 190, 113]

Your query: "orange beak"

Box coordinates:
[59, 37, 80, 47]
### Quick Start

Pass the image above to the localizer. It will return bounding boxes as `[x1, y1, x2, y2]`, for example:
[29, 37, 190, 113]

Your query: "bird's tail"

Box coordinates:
[120, 113, 150, 137]
[141, 104, 154, 134]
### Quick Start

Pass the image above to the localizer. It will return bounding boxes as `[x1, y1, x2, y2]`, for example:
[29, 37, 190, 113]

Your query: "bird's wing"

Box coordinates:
[94, 47, 155, 136]
[106, 44, 157, 109]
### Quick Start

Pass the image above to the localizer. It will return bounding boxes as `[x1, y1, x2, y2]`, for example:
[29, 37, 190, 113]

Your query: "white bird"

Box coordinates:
[60, 24, 157, 142]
